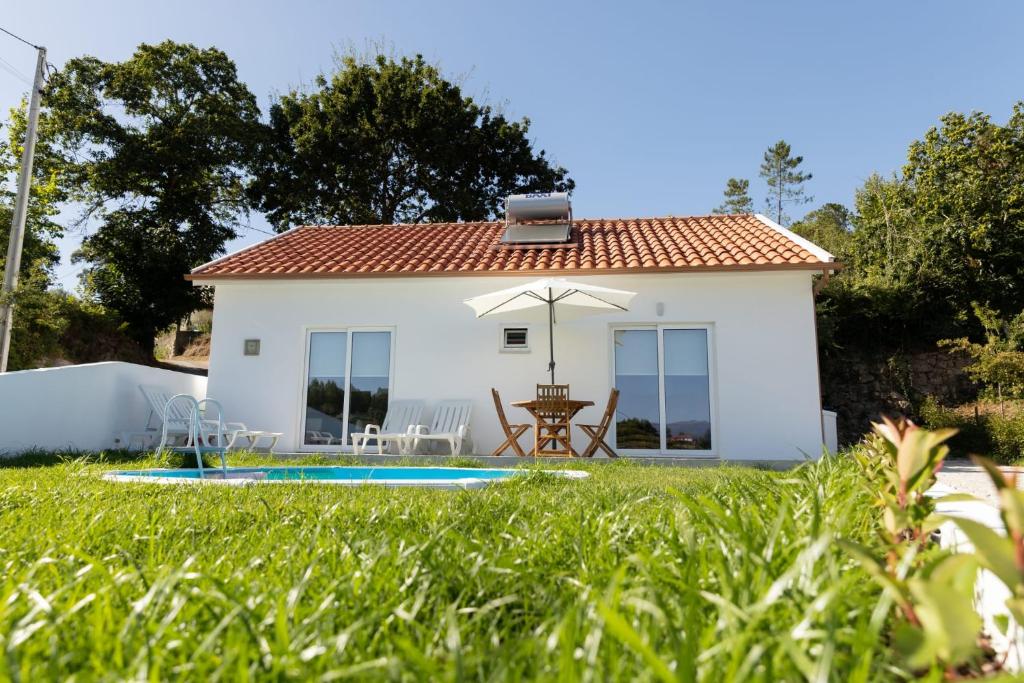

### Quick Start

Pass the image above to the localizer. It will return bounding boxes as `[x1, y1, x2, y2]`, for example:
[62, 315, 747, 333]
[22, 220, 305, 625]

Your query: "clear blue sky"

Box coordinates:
[2, 0, 1022, 289]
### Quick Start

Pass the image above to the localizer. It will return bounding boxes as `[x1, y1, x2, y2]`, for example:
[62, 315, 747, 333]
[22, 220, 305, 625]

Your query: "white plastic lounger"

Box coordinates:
[305, 431, 337, 446]
[137, 385, 281, 452]
[351, 400, 424, 455]
[411, 400, 473, 456]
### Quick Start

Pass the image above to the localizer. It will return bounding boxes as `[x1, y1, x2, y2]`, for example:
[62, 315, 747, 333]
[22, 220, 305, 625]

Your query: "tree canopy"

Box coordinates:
[249, 53, 574, 230]
[0, 103, 69, 369]
[760, 140, 812, 225]
[791, 203, 852, 260]
[815, 102, 1024, 355]
[712, 178, 754, 214]
[902, 106, 1024, 317]
[43, 41, 262, 351]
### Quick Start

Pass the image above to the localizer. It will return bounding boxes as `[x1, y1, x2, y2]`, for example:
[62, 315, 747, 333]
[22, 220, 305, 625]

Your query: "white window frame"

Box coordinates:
[297, 325, 397, 452]
[499, 324, 531, 353]
[609, 323, 717, 458]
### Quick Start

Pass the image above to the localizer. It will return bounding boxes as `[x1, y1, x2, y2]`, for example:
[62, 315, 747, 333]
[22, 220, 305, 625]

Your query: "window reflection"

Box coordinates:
[664, 329, 711, 450]
[613, 329, 661, 449]
[304, 332, 346, 445]
[347, 331, 391, 440]
[613, 327, 713, 452]
[303, 330, 392, 448]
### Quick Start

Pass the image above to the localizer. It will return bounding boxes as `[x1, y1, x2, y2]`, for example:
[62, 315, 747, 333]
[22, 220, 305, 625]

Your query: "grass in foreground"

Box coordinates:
[0, 453, 890, 681]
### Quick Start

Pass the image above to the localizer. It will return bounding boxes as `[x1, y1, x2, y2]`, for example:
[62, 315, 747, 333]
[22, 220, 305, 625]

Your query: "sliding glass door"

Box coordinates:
[612, 326, 713, 455]
[303, 329, 393, 448]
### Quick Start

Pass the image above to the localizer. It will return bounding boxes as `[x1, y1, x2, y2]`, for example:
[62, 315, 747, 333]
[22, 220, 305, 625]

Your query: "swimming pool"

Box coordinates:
[103, 466, 589, 489]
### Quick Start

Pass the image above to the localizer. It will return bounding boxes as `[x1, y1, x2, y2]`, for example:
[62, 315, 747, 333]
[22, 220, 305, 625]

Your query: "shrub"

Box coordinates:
[918, 396, 1024, 464]
[918, 396, 991, 457]
[987, 413, 1024, 464]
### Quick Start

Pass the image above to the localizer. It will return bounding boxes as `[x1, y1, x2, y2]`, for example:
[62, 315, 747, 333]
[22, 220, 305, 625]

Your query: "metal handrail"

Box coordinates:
[157, 394, 228, 478]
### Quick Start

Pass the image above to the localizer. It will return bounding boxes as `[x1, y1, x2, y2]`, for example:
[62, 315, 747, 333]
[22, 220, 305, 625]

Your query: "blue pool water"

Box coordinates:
[110, 466, 518, 481]
[101, 465, 588, 488]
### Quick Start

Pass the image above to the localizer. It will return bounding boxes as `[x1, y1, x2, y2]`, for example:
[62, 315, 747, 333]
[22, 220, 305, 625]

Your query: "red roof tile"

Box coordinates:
[188, 214, 832, 280]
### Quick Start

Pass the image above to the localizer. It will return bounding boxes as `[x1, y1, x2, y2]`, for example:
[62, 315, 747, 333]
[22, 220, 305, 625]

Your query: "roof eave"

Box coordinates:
[187, 261, 840, 284]
[753, 213, 837, 263]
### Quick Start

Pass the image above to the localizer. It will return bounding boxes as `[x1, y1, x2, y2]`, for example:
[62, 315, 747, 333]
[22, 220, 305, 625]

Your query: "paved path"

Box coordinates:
[936, 460, 998, 505]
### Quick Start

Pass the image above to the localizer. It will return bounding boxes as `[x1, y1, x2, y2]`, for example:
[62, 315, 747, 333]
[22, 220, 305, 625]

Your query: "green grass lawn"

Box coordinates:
[0, 453, 891, 681]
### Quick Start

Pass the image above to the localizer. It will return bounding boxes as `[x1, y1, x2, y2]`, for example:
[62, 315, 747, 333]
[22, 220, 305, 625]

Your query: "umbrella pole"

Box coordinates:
[548, 292, 556, 384]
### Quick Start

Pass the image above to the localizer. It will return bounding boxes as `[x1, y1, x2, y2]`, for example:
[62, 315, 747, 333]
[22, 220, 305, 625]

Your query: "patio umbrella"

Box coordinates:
[464, 277, 637, 383]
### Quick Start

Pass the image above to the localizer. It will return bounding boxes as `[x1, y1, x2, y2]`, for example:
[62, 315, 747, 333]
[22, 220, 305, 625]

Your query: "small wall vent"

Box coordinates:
[501, 192, 573, 244]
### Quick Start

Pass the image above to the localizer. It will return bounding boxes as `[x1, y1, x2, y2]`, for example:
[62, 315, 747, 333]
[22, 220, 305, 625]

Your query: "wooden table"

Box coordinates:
[511, 399, 594, 457]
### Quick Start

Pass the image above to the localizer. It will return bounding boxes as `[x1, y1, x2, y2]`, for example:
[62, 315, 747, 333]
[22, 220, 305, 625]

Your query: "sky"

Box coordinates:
[1, 0, 1023, 290]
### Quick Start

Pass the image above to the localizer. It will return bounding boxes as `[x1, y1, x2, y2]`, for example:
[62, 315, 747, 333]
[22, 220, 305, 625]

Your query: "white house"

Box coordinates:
[190, 206, 836, 462]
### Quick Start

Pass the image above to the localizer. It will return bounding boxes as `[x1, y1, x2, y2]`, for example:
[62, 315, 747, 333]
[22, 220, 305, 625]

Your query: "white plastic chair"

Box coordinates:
[139, 385, 281, 451]
[139, 384, 203, 447]
[155, 394, 228, 477]
[351, 400, 424, 455]
[411, 401, 473, 455]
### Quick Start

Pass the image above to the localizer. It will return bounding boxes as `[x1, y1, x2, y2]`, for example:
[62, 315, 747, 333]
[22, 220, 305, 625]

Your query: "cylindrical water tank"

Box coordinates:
[505, 192, 571, 222]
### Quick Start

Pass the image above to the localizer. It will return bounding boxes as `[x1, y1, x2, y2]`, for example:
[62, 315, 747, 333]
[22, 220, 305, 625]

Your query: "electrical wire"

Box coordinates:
[0, 55, 32, 85]
[0, 26, 43, 51]
[240, 219, 277, 237]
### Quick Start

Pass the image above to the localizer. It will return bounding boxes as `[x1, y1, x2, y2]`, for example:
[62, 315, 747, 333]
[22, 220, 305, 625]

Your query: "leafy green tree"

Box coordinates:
[819, 103, 1024, 356]
[250, 53, 574, 229]
[903, 105, 1024, 318]
[941, 304, 1024, 415]
[44, 41, 261, 354]
[0, 102, 68, 369]
[814, 174, 965, 355]
[712, 178, 753, 214]
[846, 173, 922, 287]
[759, 140, 812, 225]
[791, 203, 853, 260]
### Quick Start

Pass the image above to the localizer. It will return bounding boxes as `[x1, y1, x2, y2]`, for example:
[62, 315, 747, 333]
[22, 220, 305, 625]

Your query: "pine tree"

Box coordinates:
[759, 140, 812, 224]
[713, 178, 754, 214]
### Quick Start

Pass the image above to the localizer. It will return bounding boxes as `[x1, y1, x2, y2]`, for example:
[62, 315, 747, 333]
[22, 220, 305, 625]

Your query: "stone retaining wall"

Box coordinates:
[821, 349, 977, 445]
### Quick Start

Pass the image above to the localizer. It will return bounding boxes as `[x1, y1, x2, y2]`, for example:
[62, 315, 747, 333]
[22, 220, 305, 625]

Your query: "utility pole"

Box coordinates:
[0, 46, 46, 372]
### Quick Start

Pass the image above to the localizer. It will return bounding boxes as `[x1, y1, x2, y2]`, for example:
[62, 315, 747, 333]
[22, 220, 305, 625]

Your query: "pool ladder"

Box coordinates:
[156, 394, 229, 478]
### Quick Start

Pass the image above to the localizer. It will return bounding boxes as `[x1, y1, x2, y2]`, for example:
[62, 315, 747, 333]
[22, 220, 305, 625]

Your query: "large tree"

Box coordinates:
[250, 53, 573, 229]
[791, 202, 853, 260]
[0, 102, 68, 369]
[902, 105, 1024, 318]
[712, 177, 754, 214]
[817, 103, 1024, 355]
[44, 41, 261, 353]
[760, 140, 812, 225]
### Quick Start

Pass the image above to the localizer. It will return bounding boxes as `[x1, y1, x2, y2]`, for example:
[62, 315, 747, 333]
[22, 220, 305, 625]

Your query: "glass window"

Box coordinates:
[302, 329, 392, 448]
[304, 332, 347, 446]
[613, 327, 713, 453]
[613, 329, 661, 449]
[347, 331, 392, 438]
[663, 329, 712, 450]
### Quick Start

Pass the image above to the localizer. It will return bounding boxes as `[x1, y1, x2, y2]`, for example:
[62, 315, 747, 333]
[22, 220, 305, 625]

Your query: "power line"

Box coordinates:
[0, 54, 30, 79]
[0, 26, 42, 51]
[0, 55, 31, 85]
[241, 219, 277, 237]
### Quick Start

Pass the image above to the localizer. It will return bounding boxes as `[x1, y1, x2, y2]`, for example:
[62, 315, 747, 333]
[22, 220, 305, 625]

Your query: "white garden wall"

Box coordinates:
[0, 362, 206, 455]
[204, 271, 825, 461]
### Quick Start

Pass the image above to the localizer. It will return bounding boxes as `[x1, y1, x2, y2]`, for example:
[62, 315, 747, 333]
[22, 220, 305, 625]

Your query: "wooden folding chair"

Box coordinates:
[491, 388, 530, 456]
[580, 388, 620, 458]
[534, 384, 572, 456]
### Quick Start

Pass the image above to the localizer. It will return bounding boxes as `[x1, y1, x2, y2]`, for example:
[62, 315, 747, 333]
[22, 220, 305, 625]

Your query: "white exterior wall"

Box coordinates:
[0, 362, 207, 454]
[205, 271, 824, 460]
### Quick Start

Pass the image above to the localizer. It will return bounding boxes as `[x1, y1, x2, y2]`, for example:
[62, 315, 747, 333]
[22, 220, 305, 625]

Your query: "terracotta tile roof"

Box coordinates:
[188, 214, 833, 280]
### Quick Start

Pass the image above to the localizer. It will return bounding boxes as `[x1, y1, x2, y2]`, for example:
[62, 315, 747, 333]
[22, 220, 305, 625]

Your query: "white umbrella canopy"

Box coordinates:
[463, 277, 637, 382]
